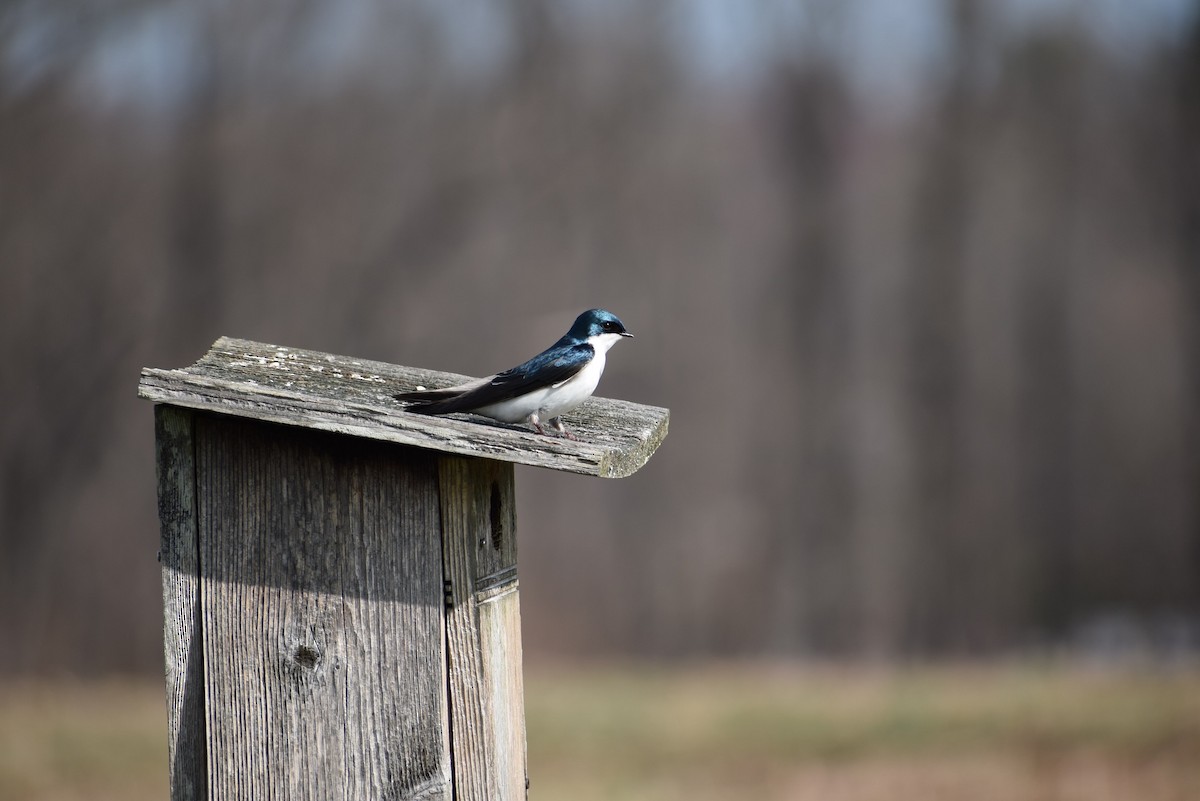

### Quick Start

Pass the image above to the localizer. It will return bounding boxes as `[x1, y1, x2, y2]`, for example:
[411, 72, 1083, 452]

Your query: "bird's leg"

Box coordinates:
[526, 412, 546, 435]
[548, 417, 577, 440]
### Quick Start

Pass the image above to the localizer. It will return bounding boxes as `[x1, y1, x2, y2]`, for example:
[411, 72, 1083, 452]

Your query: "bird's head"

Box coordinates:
[570, 308, 633, 351]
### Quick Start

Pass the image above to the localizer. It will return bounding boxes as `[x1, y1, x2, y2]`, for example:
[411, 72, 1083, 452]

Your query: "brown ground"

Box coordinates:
[3, 664, 1197, 801]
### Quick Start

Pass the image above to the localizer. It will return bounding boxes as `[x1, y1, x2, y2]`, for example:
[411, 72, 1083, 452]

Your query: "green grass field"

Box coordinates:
[2, 665, 1198, 801]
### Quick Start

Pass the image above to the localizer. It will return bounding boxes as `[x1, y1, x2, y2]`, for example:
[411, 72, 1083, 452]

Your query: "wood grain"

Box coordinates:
[193, 414, 452, 801]
[438, 456, 527, 801]
[138, 336, 668, 478]
[154, 405, 207, 801]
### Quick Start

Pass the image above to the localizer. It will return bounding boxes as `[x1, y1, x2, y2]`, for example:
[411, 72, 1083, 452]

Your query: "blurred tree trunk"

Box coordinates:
[903, 0, 983, 651]
[1174, 14, 1200, 612]
[169, 11, 224, 341]
[766, 58, 854, 654]
[1005, 32, 1085, 641]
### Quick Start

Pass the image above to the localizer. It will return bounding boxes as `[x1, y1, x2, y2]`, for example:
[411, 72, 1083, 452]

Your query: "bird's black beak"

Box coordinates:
[621, 331, 634, 338]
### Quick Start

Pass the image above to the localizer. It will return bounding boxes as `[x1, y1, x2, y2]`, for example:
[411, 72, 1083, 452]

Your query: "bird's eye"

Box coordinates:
[603, 321, 619, 331]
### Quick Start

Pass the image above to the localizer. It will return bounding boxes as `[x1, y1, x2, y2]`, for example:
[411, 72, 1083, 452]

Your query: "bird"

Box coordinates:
[393, 308, 633, 439]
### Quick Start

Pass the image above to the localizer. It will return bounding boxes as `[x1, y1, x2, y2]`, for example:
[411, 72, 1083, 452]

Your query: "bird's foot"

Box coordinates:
[549, 417, 577, 440]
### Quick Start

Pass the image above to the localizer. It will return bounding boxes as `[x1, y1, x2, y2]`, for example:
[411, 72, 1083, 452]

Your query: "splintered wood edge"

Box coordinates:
[138, 336, 669, 478]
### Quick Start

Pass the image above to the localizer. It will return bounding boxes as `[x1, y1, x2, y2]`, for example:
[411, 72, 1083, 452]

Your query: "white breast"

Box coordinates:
[539, 351, 606, 419]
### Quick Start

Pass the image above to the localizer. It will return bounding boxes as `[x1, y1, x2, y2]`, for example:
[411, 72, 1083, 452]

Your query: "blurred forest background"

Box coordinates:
[2, 0, 1200, 676]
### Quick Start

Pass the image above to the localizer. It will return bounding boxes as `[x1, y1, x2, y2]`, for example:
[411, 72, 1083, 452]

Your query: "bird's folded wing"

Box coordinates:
[396, 344, 594, 415]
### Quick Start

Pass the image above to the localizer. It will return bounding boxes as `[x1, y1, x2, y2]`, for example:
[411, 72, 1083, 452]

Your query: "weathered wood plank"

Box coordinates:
[438, 456, 527, 801]
[154, 406, 207, 801]
[138, 336, 668, 478]
[194, 414, 452, 801]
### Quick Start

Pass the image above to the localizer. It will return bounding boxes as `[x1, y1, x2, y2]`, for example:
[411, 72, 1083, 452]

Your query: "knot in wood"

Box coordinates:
[291, 643, 322, 671]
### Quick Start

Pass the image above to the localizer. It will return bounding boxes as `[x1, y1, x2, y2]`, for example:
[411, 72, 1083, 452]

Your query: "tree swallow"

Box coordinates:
[394, 308, 633, 438]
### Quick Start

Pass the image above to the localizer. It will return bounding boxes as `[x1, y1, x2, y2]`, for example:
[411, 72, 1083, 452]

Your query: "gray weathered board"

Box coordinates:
[139, 336, 669, 478]
[155, 405, 529, 801]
